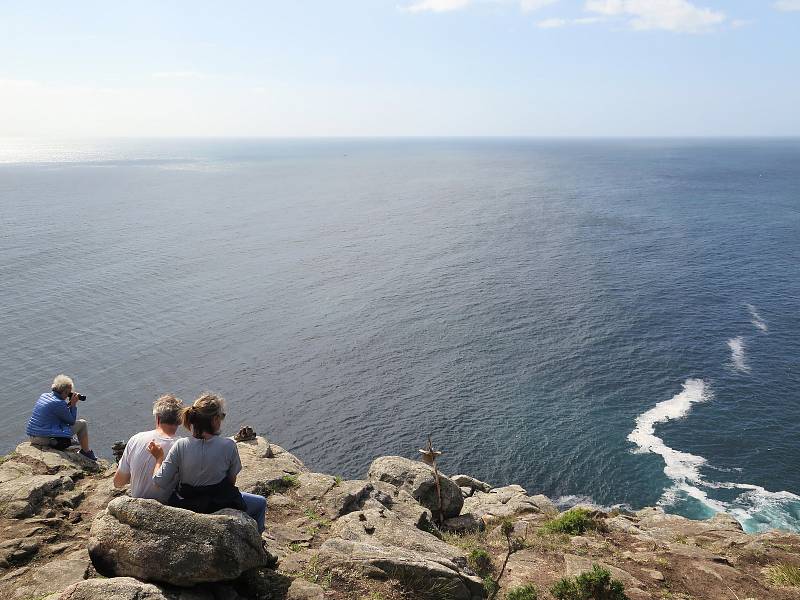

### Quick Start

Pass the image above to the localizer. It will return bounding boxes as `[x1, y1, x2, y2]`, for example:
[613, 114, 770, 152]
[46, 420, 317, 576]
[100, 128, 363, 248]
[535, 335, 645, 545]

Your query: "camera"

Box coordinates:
[76, 394, 87, 402]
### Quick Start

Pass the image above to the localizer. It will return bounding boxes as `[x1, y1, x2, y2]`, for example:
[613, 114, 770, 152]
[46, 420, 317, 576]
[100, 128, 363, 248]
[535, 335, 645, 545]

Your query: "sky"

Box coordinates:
[1, 0, 799, 137]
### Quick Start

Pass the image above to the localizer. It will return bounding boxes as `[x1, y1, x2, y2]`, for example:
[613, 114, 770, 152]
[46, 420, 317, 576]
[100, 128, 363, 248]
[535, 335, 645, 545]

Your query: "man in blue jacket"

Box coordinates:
[26, 374, 97, 461]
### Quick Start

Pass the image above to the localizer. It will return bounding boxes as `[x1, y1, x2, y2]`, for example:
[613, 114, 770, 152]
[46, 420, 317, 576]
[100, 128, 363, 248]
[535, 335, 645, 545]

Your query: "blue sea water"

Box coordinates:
[1, 138, 798, 533]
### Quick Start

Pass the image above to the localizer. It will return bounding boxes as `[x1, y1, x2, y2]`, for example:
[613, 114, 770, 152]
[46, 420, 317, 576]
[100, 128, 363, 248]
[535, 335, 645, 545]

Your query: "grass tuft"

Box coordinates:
[766, 564, 800, 587]
[543, 508, 604, 536]
[505, 584, 538, 600]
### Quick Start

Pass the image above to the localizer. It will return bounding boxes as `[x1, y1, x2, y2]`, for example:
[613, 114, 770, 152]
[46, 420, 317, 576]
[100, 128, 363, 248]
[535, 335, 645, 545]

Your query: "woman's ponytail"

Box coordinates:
[182, 393, 226, 438]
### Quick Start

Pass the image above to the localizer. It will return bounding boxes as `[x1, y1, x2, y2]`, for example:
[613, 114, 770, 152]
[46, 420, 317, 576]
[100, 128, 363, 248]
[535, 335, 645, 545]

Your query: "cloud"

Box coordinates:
[404, 0, 559, 13]
[774, 0, 800, 11]
[537, 17, 568, 27]
[520, 0, 560, 12]
[584, 0, 726, 32]
[152, 71, 207, 80]
[404, 0, 471, 12]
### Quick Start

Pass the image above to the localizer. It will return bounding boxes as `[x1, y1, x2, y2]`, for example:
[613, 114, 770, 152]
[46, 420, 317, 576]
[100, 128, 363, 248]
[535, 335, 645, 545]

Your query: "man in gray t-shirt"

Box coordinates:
[114, 395, 184, 502]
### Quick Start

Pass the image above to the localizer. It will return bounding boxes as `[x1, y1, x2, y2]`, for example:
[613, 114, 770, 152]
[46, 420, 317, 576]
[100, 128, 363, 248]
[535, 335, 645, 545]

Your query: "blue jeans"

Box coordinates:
[241, 492, 267, 533]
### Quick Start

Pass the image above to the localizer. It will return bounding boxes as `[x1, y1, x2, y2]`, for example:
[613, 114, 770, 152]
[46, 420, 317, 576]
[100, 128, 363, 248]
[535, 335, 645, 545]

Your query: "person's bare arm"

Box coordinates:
[113, 470, 131, 488]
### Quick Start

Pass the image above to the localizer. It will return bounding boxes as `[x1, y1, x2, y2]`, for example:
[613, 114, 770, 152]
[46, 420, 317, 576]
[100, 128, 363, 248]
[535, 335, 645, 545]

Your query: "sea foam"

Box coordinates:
[727, 336, 749, 372]
[746, 303, 768, 332]
[628, 378, 711, 484]
[631, 378, 800, 532]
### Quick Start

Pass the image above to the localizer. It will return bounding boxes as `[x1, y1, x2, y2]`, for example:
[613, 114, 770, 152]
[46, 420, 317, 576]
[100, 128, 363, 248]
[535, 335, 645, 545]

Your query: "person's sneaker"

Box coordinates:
[79, 449, 98, 462]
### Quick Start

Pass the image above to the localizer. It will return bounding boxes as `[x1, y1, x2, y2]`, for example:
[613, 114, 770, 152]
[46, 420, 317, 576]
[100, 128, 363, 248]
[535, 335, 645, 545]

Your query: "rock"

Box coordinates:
[459, 487, 472, 498]
[317, 480, 374, 518]
[645, 568, 665, 582]
[529, 494, 558, 515]
[0, 471, 73, 518]
[5, 551, 90, 599]
[442, 514, 483, 534]
[295, 473, 337, 503]
[14, 443, 103, 475]
[88, 497, 268, 586]
[460, 485, 543, 524]
[367, 482, 433, 529]
[320, 507, 483, 599]
[56, 578, 169, 600]
[235, 437, 307, 496]
[451, 474, 492, 493]
[367, 456, 463, 519]
[286, 579, 325, 600]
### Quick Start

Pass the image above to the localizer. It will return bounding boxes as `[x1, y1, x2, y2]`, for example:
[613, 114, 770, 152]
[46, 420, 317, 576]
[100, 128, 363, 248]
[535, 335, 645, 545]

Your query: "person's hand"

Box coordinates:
[68, 392, 80, 407]
[147, 440, 164, 461]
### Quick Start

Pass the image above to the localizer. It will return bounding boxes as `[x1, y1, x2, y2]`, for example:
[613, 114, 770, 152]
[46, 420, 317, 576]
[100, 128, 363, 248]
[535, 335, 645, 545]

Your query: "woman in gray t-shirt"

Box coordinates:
[148, 393, 267, 532]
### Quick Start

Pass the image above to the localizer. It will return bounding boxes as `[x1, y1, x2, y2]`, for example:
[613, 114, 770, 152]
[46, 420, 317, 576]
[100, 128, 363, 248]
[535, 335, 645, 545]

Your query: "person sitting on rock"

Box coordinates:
[113, 394, 184, 501]
[147, 392, 267, 533]
[26, 374, 97, 461]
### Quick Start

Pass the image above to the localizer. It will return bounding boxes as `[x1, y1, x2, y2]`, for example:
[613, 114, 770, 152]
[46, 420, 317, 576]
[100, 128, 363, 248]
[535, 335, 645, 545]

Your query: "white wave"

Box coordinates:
[631, 378, 800, 532]
[629, 379, 723, 515]
[746, 303, 768, 332]
[727, 336, 749, 372]
[628, 378, 711, 484]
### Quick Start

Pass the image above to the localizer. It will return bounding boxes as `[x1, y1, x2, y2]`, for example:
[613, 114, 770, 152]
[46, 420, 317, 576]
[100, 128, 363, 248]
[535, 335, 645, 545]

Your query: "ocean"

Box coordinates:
[1, 137, 798, 533]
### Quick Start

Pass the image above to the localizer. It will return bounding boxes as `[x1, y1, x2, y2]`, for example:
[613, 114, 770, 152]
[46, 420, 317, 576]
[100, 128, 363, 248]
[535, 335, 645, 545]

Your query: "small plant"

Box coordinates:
[288, 542, 304, 552]
[281, 474, 300, 487]
[543, 508, 602, 536]
[766, 564, 800, 586]
[333, 475, 343, 486]
[468, 548, 494, 578]
[551, 565, 627, 600]
[483, 576, 500, 597]
[505, 584, 538, 600]
[303, 508, 332, 527]
[487, 518, 523, 600]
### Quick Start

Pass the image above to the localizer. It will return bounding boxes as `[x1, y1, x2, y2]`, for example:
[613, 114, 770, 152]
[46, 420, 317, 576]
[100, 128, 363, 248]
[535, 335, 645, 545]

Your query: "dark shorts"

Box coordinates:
[30, 436, 72, 450]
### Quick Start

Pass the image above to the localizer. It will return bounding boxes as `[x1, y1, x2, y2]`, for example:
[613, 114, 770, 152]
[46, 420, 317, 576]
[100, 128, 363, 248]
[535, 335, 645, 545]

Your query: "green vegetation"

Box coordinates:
[387, 567, 462, 600]
[281, 474, 300, 487]
[333, 475, 343, 486]
[505, 584, 538, 600]
[297, 555, 333, 589]
[467, 548, 493, 578]
[550, 565, 627, 600]
[441, 529, 487, 551]
[766, 564, 800, 587]
[303, 508, 332, 528]
[543, 508, 604, 536]
[483, 576, 500, 597]
[288, 542, 304, 552]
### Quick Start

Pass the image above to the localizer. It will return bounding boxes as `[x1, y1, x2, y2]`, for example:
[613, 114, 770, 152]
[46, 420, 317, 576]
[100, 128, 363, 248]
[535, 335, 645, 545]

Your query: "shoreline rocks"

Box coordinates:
[2, 436, 800, 600]
[88, 497, 269, 586]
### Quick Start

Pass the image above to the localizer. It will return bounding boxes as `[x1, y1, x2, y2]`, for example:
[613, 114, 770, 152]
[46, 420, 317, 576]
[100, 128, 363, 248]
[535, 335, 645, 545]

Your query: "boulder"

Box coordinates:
[442, 514, 483, 534]
[0, 458, 73, 518]
[88, 497, 268, 586]
[367, 456, 463, 519]
[14, 443, 104, 475]
[450, 474, 492, 493]
[3, 550, 91, 600]
[286, 579, 325, 600]
[54, 577, 221, 600]
[316, 480, 374, 518]
[460, 484, 545, 523]
[56, 578, 171, 600]
[320, 507, 483, 600]
[367, 482, 432, 529]
[235, 437, 307, 496]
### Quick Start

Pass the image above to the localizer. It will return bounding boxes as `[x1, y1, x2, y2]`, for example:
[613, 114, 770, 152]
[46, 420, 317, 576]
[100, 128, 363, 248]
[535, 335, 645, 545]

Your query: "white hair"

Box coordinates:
[51, 374, 74, 396]
[153, 394, 183, 425]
